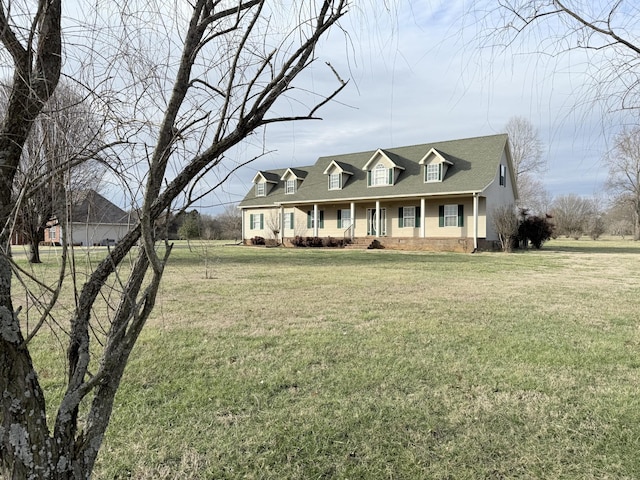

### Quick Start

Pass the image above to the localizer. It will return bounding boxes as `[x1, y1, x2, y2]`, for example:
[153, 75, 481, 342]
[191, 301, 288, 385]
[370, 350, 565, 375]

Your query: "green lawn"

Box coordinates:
[21, 238, 640, 479]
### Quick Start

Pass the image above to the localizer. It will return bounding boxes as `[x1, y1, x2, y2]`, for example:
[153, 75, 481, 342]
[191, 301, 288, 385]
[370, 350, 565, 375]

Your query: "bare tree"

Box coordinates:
[492, 204, 519, 251]
[4, 80, 106, 263]
[266, 209, 281, 243]
[0, 1, 348, 478]
[605, 126, 640, 240]
[216, 203, 242, 240]
[551, 194, 595, 239]
[605, 195, 635, 238]
[505, 116, 544, 178]
[504, 116, 548, 212]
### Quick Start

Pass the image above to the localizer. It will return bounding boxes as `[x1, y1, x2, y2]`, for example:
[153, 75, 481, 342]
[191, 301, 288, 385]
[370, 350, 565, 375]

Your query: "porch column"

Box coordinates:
[280, 205, 285, 244]
[241, 209, 245, 243]
[375, 200, 380, 238]
[313, 203, 319, 237]
[350, 202, 355, 239]
[473, 193, 479, 251]
[420, 197, 426, 238]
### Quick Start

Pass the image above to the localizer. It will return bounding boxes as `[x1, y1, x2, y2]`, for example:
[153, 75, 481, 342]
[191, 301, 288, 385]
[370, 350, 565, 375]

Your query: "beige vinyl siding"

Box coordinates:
[243, 207, 277, 240]
[482, 150, 518, 241]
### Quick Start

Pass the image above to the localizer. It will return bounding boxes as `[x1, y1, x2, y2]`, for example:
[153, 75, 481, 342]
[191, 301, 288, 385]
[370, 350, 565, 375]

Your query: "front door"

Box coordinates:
[367, 208, 386, 236]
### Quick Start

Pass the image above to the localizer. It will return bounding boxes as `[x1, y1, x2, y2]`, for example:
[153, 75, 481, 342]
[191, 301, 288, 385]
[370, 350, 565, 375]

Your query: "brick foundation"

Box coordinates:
[276, 236, 498, 252]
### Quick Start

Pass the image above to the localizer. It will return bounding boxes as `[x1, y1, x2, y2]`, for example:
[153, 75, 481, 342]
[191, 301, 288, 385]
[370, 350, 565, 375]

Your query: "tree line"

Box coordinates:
[503, 115, 640, 246]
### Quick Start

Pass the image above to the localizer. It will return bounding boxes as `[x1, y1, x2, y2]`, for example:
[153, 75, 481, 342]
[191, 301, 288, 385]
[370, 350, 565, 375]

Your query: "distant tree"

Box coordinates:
[217, 204, 242, 240]
[551, 194, 594, 239]
[605, 126, 640, 240]
[178, 210, 202, 250]
[505, 116, 545, 178]
[492, 204, 519, 252]
[518, 176, 553, 216]
[504, 116, 548, 212]
[587, 214, 607, 240]
[604, 196, 635, 238]
[201, 214, 223, 240]
[1, 81, 105, 262]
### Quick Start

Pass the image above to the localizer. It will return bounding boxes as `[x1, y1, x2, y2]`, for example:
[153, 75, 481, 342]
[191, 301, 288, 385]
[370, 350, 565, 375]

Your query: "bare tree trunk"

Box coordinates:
[27, 226, 44, 264]
[0, 0, 62, 477]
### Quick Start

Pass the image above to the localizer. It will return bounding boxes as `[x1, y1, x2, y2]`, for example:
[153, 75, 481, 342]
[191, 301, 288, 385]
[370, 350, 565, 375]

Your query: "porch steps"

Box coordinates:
[343, 237, 376, 250]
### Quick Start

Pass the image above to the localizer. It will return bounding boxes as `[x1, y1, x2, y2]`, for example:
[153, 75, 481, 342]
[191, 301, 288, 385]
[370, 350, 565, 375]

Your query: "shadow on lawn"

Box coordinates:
[542, 243, 640, 255]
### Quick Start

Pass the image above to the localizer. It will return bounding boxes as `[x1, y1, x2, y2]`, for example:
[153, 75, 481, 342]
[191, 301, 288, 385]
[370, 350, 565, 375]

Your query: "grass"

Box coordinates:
[16, 238, 640, 479]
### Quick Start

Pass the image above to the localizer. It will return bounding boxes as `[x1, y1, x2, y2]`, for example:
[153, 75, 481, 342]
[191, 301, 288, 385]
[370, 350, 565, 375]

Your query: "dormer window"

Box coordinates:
[363, 149, 404, 187]
[329, 173, 341, 190]
[419, 148, 453, 184]
[323, 160, 353, 191]
[280, 168, 307, 195]
[374, 163, 388, 186]
[252, 171, 279, 196]
[425, 163, 442, 182]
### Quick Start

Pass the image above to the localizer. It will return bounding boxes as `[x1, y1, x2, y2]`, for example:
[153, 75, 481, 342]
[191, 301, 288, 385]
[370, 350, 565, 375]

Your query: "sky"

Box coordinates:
[200, 0, 633, 213]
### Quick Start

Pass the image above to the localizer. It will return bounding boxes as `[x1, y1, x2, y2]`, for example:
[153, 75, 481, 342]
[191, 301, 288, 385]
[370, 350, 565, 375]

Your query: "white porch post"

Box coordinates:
[375, 200, 381, 238]
[420, 197, 426, 238]
[473, 193, 479, 251]
[280, 205, 285, 244]
[313, 203, 319, 237]
[241, 209, 245, 243]
[350, 202, 355, 239]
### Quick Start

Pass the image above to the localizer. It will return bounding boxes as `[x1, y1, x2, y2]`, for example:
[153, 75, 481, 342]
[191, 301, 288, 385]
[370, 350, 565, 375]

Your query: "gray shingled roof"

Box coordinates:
[70, 190, 129, 224]
[239, 133, 510, 208]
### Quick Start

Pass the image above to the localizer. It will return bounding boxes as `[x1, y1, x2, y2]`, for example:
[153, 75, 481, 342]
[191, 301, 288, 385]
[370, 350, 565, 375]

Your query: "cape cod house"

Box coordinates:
[238, 133, 518, 252]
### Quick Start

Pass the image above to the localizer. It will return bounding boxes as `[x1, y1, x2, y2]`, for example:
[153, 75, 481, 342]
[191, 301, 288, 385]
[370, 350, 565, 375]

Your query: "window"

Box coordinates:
[425, 163, 442, 182]
[439, 204, 464, 227]
[284, 212, 294, 230]
[373, 163, 388, 186]
[329, 173, 341, 190]
[398, 206, 420, 228]
[306, 210, 324, 229]
[367, 163, 394, 186]
[337, 209, 351, 228]
[403, 206, 415, 227]
[255, 182, 266, 196]
[285, 179, 296, 194]
[250, 213, 264, 230]
[48, 227, 56, 240]
[444, 205, 458, 227]
[499, 164, 506, 187]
